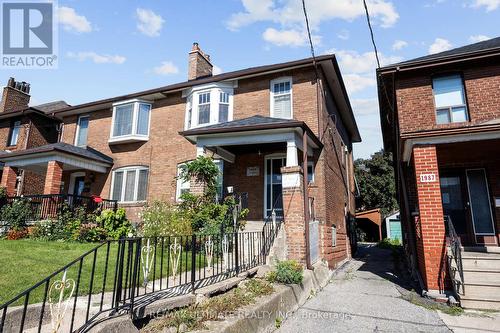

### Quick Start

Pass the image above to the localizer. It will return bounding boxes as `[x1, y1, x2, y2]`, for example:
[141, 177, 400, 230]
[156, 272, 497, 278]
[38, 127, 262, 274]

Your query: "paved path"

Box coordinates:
[277, 244, 451, 333]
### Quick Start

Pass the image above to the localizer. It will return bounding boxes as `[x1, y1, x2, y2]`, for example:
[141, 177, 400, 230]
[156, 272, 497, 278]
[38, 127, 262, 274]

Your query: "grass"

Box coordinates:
[141, 278, 274, 332]
[402, 290, 464, 316]
[0, 239, 207, 306]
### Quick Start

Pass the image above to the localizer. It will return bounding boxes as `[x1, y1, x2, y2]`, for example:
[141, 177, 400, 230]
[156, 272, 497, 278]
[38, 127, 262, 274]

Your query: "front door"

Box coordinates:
[440, 173, 472, 244]
[466, 169, 496, 244]
[73, 176, 85, 196]
[265, 156, 285, 218]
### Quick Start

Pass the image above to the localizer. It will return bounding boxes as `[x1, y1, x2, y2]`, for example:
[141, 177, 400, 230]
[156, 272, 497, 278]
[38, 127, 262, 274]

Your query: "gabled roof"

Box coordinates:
[379, 36, 500, 72]
[0, 142, 113, 164]
[0, 100, 69, 120]
[33, 101, 70, 113]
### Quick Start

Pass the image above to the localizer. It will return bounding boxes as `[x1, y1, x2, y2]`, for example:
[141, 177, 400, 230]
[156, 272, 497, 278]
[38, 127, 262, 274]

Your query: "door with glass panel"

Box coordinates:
[265, 156, 285, 218]
[466, 169, 496, 244]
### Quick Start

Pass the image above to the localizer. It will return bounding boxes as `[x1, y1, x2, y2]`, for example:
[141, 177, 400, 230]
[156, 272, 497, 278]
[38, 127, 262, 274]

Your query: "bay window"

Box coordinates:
[111, 166, 149, 202]
[184, 84, 233, 129]
[110, 100, 152, 143]
[270, 77, 292, 119]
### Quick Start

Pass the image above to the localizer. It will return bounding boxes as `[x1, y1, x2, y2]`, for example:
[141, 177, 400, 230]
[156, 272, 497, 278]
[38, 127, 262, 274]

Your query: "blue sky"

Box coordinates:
[1, 0, 499, 159]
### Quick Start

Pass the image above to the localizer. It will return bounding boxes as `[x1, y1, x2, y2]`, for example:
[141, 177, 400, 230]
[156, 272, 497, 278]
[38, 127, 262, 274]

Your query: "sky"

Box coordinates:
[1, 0, 499, 159]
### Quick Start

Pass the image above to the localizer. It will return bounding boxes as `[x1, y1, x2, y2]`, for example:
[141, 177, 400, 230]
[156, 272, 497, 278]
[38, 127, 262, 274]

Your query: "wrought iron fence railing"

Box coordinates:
[0, 222, 282, 333]
[0, 194, 118, 224]
[445, 215, 465, 296]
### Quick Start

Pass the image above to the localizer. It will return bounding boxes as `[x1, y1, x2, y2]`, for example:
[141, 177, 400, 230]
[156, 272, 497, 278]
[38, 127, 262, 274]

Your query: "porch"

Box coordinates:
[0, 142, 115, 219]
[181, 116, 323, 266]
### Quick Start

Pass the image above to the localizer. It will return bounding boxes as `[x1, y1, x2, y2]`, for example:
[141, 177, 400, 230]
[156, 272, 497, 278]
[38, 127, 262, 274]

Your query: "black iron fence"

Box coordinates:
[0, 222, 282, 333]
[0, 194, 117, 222]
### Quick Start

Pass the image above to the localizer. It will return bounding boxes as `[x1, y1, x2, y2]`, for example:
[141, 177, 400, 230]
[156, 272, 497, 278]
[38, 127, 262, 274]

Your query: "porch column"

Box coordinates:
[281, 165, 307, 265]
[413, 145, 447, 292]
[1, 166, 18, 196]
[286, 140, 298, 167]
[44, 161, 64, 194]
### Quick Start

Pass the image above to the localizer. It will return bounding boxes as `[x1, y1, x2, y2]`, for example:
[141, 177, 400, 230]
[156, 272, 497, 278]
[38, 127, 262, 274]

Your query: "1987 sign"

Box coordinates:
[419, 173, 436, 183]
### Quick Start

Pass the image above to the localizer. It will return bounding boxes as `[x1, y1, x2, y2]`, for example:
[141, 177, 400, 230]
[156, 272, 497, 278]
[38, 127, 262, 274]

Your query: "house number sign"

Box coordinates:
[246, 166, 259, 177]
[420, 173, 436, 183]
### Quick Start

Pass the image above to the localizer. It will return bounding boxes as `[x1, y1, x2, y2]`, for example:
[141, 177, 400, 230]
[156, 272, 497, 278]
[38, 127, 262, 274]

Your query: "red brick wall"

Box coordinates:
[412, 145, 447, 291]
[44, 161, 63, 194]
[396, 63, 500, 134]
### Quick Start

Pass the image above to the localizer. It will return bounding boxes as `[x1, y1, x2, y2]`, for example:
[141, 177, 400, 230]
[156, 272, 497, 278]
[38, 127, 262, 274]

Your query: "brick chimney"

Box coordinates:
[0, 77, 31, 112]
[188, 43, 213, 80]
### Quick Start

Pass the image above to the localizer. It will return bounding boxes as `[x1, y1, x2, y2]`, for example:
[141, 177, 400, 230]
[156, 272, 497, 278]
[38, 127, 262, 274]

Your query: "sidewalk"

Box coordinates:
[276, 244, 452, 332]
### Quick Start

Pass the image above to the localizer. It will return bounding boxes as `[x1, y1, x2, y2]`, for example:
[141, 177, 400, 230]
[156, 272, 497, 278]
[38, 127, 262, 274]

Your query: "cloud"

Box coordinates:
[343, 74, 376, 94]
[227, 0, 399, 30]
[67, 52, 126, 64]
[469, 34, 491, 43]
[470, 0, 500, 11]
[262, 28, 320, 47]
[351, 98, 379, 116]
[213, 65, 223, 75]
[57, 6, 92, 33]
[152, 61, 179, 75]
[428, 38, 452, 54]
[331, 49, 402, 74]
[392, 40, 408, 50]
[136, 8, 165, 37]
[337, 29, 350, 40]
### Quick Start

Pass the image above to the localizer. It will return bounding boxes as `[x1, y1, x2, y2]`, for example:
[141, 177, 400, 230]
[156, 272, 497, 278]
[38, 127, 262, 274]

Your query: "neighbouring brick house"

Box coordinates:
[0, 43, 361, 269]
[378, 37, 500, 308]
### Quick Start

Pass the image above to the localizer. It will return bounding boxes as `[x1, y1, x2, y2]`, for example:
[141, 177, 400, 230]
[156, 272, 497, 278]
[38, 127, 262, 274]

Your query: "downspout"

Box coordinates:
[303, 129, 312, 270]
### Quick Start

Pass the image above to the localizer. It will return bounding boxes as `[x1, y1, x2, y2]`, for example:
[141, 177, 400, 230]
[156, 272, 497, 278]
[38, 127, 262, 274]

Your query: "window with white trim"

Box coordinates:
[8, 120, 21, 146]
[110, 100, 152, 143]
[432, 74, 469, 124]
[75, 115, 89, 147]
[111, 166, 149, 203]
[270, 77, 292, 119]
[184, 85, 233, 129]
[176, 163, 190, 201]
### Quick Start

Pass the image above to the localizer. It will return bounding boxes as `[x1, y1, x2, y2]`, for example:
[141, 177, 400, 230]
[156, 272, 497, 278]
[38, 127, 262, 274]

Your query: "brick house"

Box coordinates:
[378, 37, 500, 308]
[0, 44, 361, 269]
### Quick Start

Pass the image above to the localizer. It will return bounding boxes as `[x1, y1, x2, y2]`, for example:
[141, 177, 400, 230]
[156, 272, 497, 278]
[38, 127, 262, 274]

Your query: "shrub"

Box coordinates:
[267, 260, 304, 284]
[73, 223, 107, 242]
[377, 238, 402, 249]
[96, 208, 133, 239]
[179, 156, 220, 200]
[6, 228, 28, 240]
[1, 199, 32, 231]
[141, 201, 191, 237]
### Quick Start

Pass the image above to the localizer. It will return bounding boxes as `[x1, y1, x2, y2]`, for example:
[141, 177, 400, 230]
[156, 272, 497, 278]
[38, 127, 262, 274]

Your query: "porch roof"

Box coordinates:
[179, 115, 323, 148]
[0, 143, 113, 173]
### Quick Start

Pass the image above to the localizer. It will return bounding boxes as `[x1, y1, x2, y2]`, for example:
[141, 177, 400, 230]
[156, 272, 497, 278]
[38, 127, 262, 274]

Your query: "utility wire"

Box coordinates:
[363, 0, 381, 68]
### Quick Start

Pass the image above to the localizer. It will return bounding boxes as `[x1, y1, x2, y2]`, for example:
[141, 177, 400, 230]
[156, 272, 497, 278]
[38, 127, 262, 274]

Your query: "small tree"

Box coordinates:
[179, 156, 220, 202]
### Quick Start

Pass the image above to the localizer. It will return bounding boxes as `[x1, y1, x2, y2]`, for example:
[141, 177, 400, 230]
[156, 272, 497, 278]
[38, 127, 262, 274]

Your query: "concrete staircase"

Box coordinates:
[458, 248, 500, 310]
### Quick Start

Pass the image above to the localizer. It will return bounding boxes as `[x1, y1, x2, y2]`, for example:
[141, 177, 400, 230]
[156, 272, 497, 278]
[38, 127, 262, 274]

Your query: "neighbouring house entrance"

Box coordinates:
[265, 155, 285, 218]
[440, 168, 496, 245]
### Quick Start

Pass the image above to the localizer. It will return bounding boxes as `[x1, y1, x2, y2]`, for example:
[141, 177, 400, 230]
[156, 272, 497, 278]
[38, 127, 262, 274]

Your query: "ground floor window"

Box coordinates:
[111, 166, 149, 203]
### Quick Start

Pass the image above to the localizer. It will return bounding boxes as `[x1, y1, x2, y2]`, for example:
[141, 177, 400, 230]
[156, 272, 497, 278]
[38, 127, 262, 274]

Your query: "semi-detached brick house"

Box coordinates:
[378, 37, 500, 309]
[0, 44, 361, 269]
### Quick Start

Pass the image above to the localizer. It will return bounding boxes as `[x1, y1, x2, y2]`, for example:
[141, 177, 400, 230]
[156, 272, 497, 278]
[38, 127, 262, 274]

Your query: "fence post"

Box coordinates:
[190, 235, 196, 293]
[129, 238, 141, 318]
[114, 240, 126, 310]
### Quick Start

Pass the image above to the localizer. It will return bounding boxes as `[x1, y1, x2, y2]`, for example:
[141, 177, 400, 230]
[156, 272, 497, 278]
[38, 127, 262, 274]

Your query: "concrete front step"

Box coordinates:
[461, 284, 500, 300]
[463, 269, 500, 284]
[460, 298, 500, 310]
[462, 246, 500, 254]
[462, 255, 500, 270]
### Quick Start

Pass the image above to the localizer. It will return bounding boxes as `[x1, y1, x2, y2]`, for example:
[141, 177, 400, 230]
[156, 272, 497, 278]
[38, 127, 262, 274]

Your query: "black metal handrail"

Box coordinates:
[0, 224, 282, 333]
[0, 194, 118, 223]
[445, 215, 465, 296]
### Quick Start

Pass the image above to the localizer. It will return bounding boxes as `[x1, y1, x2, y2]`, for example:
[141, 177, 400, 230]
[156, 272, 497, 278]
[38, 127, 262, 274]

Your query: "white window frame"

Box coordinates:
[110, 166, 149, 203]
[184, 83, 234, 130]
[8, 120, 21, 146]
[176, 163, 191, 201]
[270, 77, 293, 119]
[432, 74, 469, 124]
[109, 99, 152, 144]
[74, 115, 90, 147]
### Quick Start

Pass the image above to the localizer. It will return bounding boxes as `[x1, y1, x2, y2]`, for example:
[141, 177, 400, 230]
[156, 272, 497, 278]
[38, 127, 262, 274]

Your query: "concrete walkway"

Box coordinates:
[276, 244, 451, 333]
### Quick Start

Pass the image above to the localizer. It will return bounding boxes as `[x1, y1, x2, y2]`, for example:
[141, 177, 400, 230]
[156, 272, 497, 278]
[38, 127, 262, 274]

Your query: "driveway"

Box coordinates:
[276, 244, 451, 333]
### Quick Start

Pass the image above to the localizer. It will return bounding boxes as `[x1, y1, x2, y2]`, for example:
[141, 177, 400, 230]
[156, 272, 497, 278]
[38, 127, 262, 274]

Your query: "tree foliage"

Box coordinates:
[354, 149, 398, 216]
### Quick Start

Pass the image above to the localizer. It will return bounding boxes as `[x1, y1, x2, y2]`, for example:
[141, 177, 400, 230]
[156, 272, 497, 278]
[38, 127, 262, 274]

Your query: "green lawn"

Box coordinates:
[0, 239, 209, 306]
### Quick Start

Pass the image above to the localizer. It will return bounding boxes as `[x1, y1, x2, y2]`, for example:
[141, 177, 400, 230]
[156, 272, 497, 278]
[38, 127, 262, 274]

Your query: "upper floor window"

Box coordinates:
[184, 85, 233, 129]
[270, 77, 292, 119]
[111, 166, 149, 203]
[75, 115, 89, 147]
[7, 120, 21, 146]
[110, 100, 152, 143]
[432, 74, 468, 124]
